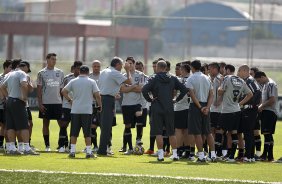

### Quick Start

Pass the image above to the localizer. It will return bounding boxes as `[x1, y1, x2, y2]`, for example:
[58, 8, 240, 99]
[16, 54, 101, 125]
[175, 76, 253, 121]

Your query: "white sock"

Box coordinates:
[86, 146, 92, 154]
[18, 142, 24, 152]
[158, 149, 164, 159]
[172, 149, 177, 157]
[255, 151, 261, 156]
[198, 151, 205, 160]
[71, 144, 76, 153]
[6, 142, 11, 151]
[210, 151, 216, 158]
[222, 150, 227, 157]
[24, 143, 31, 151]
[10, 142, 17, 151]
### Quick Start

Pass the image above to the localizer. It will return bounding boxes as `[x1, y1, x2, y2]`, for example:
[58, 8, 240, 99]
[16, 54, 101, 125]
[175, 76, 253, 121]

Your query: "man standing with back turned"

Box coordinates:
[142, 60, 188, 161]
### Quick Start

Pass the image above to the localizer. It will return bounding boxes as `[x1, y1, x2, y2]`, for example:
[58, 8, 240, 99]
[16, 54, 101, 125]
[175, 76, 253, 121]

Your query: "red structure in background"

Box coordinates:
[0, 20, 149, 72]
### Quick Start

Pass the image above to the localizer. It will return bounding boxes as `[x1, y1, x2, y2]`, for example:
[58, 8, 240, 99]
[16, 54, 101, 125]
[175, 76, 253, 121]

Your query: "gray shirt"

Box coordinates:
[185, 72, 212, 103]
[98, 67, 127, 97]
[62, 73, 75, 109]
[122, 70, 146, 106]
[174, 75, 190, 111]
[220, 75, 251, 113]
[262, 78, 278, 115]
[89, 72, 100, 105]
[37, 67, 64, 104]
[210, 74, 223, 113]
[0, 73, 6, 109]
[64, 76, 99, 114]
[2, 69, 27, 99]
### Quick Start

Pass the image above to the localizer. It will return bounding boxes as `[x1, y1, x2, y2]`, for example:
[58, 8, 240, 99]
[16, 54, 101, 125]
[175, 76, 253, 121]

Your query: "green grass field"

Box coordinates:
[0, 112, 282, 183]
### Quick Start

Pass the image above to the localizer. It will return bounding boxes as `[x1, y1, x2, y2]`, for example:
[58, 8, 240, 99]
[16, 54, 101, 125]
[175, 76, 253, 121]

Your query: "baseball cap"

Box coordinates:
[19, 61, 31, 73]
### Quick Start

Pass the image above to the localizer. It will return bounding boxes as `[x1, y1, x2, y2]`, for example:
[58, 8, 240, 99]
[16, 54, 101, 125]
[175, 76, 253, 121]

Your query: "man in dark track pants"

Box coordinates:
[237, 64, 261, 162]
[142, 60, 188, 161]
[97, 57, 132, 156]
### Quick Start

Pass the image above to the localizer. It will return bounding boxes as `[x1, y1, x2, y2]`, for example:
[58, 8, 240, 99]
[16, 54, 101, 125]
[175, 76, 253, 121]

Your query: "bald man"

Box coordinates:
[237, 64, 261, 162]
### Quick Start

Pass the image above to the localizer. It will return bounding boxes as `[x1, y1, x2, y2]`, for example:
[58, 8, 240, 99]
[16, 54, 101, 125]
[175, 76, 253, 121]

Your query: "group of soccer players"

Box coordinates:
[0, 53, 281, 163]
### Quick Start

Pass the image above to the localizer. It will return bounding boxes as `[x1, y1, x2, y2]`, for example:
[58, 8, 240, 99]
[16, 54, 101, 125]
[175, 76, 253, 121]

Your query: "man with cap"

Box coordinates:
[97, 57, 132, 155]
[0, 61, 39, 155]
[62, 65, 101, 158]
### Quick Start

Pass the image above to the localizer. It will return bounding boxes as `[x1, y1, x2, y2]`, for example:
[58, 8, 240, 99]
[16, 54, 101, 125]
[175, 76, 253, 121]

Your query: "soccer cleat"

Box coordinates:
[157, 157, 164, 162]
[58, 147, 66, 153]
[6, 150, 23, 155]
[65, 147, 70, 153]
[243, 157, 252, 163]
[86, 153, 96, 159]
[169, 155, 179, 161]
[45, 146, 51, 152]
[24, 149, 40, 155]
[196, 158, 206, 163]
[273, 157, 282, 163]
[144, 149, 154, 155]
[235, 156, 243, 162]
[124, 149, 133, 155]
[68, 152, 75, 158]
[209, 157, 217, 163]
[226, 158, 236, 163]
[188, 156, 195, 161]
[107, 147, 114, 155]
[119, 147, 126, 153]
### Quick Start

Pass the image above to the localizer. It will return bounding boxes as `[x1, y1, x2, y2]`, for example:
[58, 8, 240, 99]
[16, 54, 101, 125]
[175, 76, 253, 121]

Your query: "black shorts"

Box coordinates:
[0, 109, 5, 124]
[174, 109, 188, 129]
[92, 105, 101, 126]
[136, 108, 148, 127]
[150, 111, 175, 136]
[210, 112, 221, 129]
[220, 111, 241, 132]
[39, 104, 62, 120]
[70, 114, 92, 137]
[61, 108, 71, 122]
[188, 103, 211, 135]
[238, 108, 257, 134]
[254, 112, 261, 130]
[5, 98, 29, 131]
[122, 104, 142, 128]
[260, 110, 277, 134]
[26, 107, 32, 121]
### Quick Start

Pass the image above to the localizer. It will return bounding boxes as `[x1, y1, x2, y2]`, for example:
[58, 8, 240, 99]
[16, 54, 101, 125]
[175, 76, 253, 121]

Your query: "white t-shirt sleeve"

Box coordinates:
[64, 81, 72, 92]
[92, 80, 100, 93]
[60, 71, 64, 88]
[113, 71, 127, 85]
[19, 72, 28, 83]
[185, 77, 194, 89]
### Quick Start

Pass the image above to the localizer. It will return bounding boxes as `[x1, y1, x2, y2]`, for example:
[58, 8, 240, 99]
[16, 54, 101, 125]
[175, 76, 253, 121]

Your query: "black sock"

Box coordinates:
[108, 132, 112, 147]
[29, 138, 31, 146]
[64, 129, 69, 148]
[230, 134, 238, 159]
[136, 125, 143, 140]
[122, 129, 127, 149]
[215, 133, 223, 157]
[183, 146, 190, 158]
[149, 135, 156, 151]
[262, 134, 271, 158]
[203, 140, 208, 153]
[268, 135, 274, 160]
[254, 135, 261, 152]
[222, 133, 228, 150]
[125, 128, 132, 150]
[177, 146, 184, 157]
[190, 146, 195, 157]
[58, 127, 67, 148]
[0, 135, 4, 147]
[91, 128, 98, 148]
[43, 135, 50, 147]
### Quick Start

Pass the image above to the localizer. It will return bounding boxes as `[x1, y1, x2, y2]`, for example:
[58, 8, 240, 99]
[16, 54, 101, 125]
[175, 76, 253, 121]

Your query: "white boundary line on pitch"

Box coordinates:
[0, 169, 280, 184]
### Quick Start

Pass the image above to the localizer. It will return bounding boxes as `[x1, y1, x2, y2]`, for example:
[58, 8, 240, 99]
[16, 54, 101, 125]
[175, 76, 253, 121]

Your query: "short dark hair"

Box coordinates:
[182, 61, 191, 65]
[219, 62, 226, 68]
[209, 62, 220, 71]
[254, 71, 266, 78]
[180, 64, 190, 73]
[126, 56, 135, 64]
[3, 59, 12, 69]
[80, 65, 89, 74]
[176, 62, 181, 67]
[225, 64, 235, 73]
[11, 59, 22, 69]
[200, 63, 208, 73]
[136, 61, 143, 67]
[73, 60, 83, 68]
[46, 53, 57, 60]
[165, 60, 171, 70]
[250, 67, 259, 74]
[110, 57, 123, 67]
[190, 60, 201, 70]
